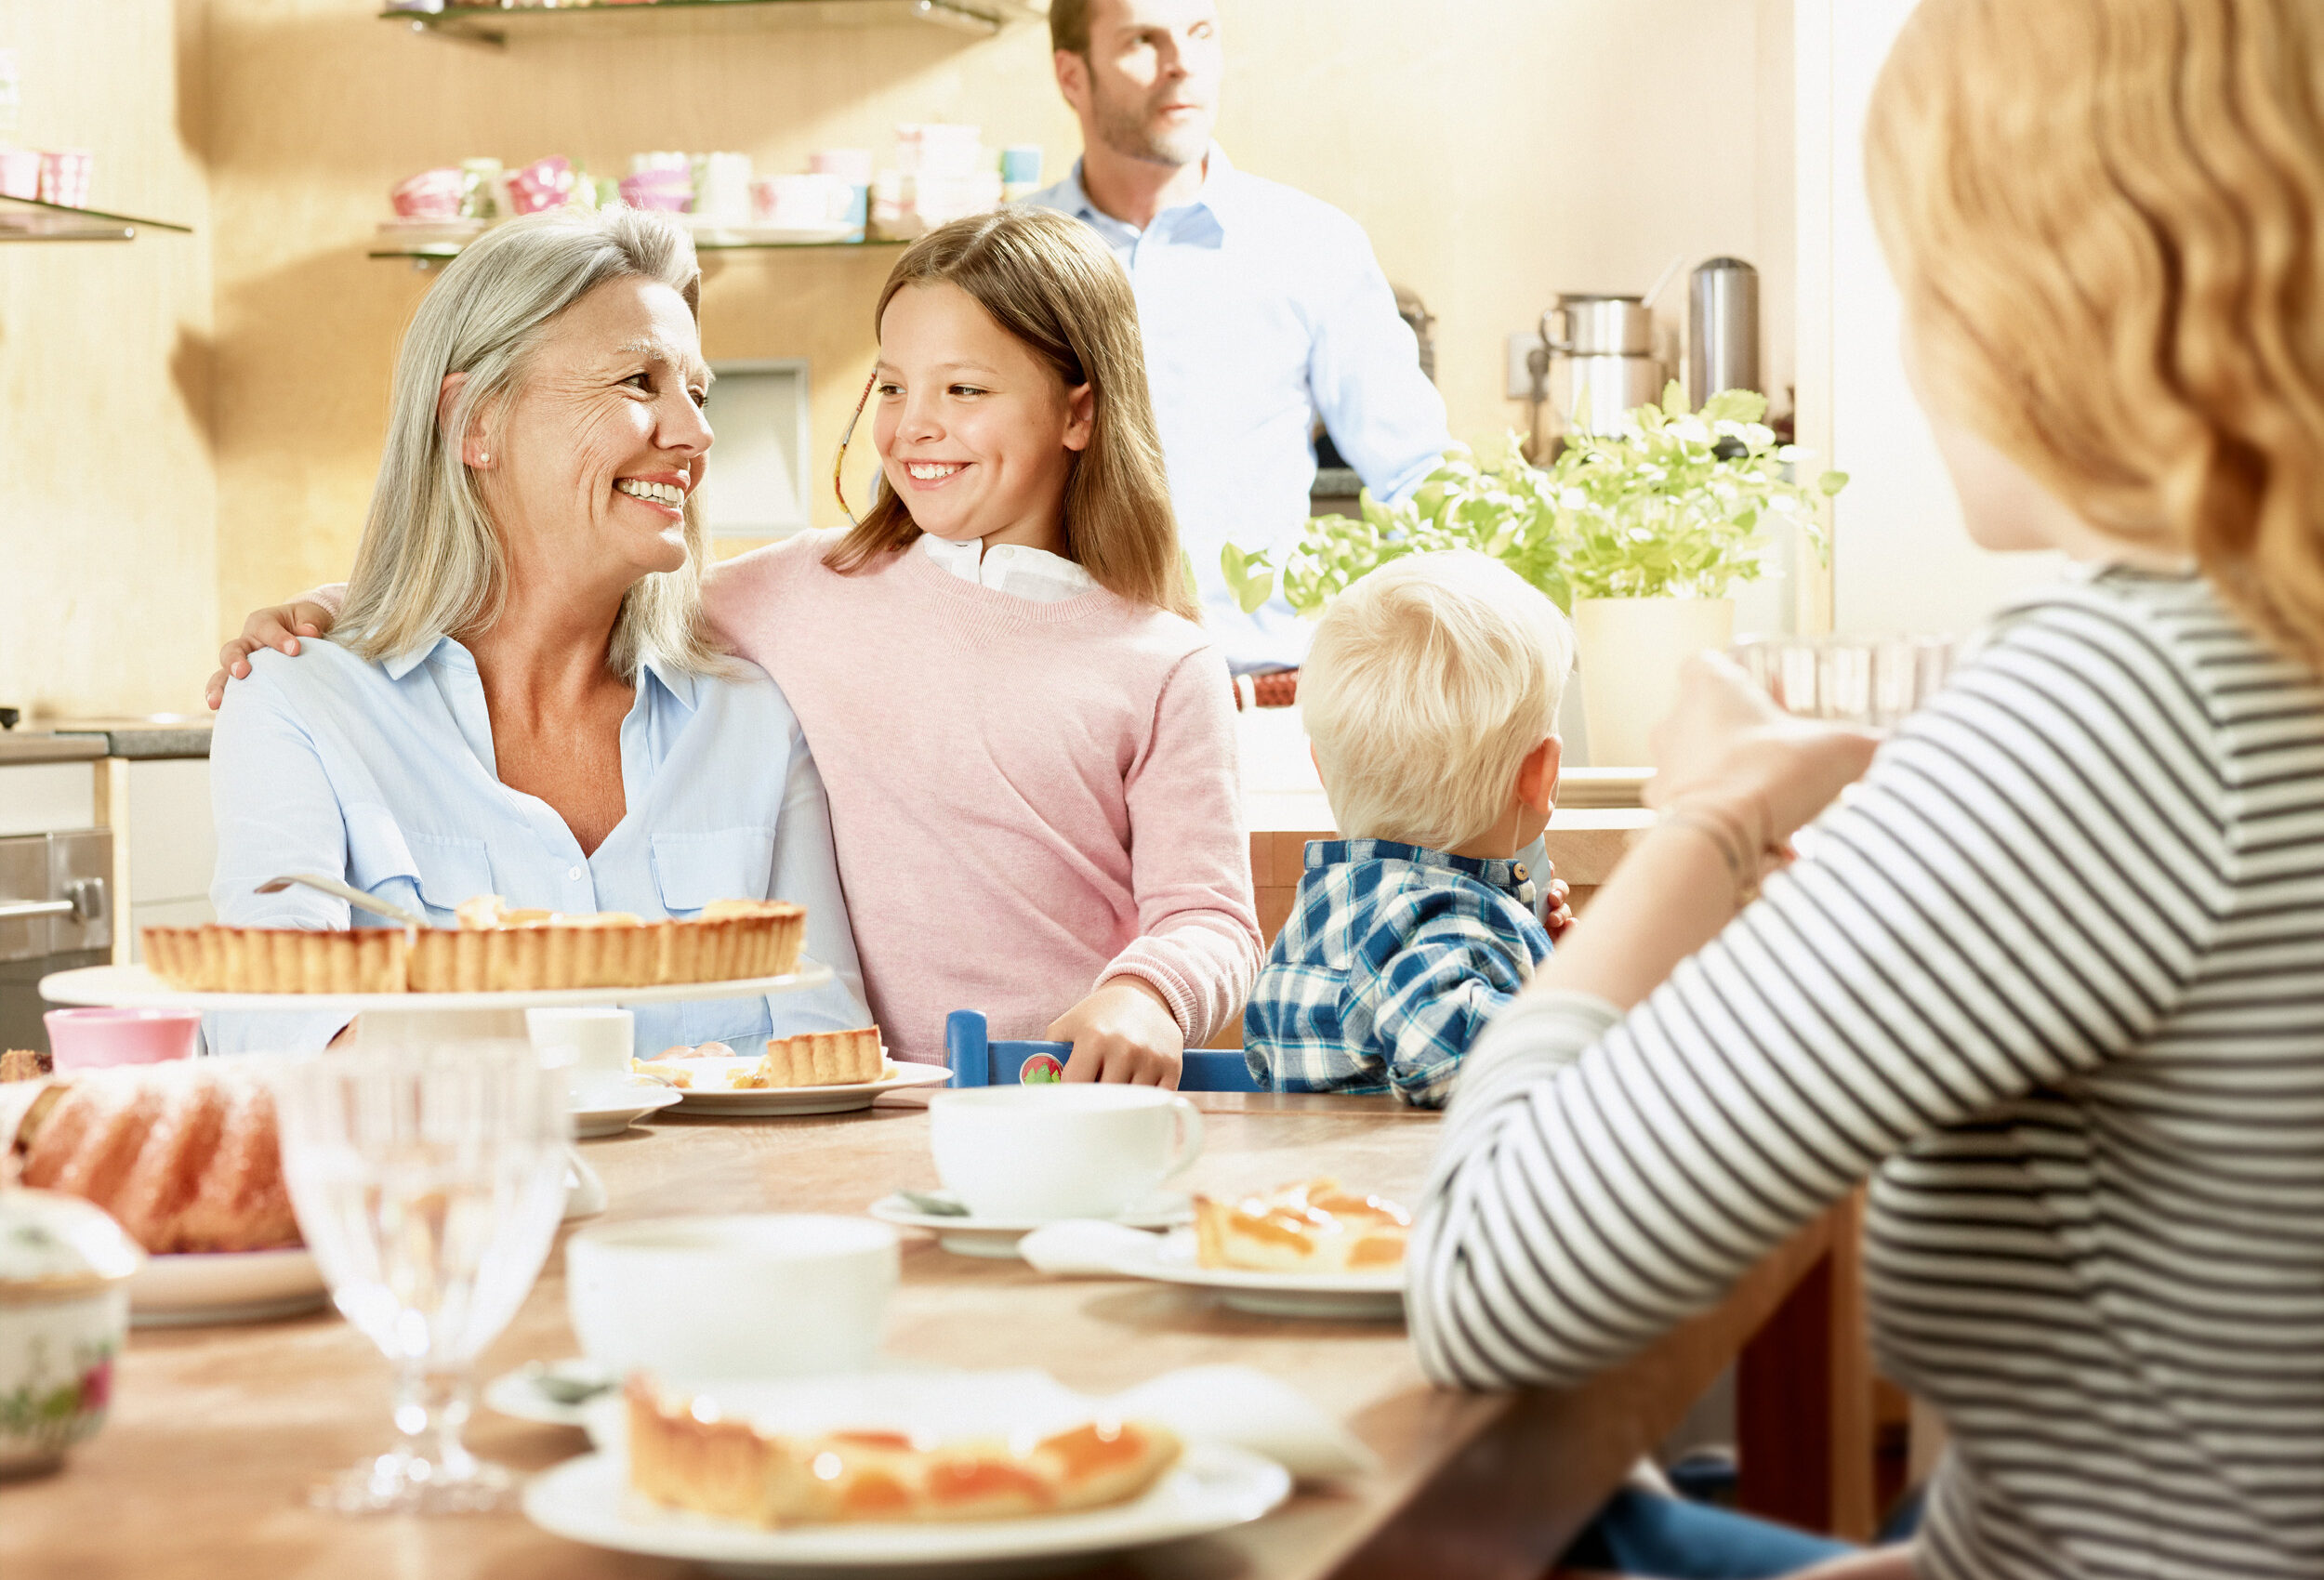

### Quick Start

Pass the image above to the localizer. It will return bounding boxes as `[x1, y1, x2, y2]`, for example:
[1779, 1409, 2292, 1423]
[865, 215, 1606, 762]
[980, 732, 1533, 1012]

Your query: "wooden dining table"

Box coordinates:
[1, 1086, 1840, 1580]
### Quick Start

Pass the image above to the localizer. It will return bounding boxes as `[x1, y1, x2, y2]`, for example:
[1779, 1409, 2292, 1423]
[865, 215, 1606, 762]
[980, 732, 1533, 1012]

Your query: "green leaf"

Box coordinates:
[1219, 543, 1277, 615]
[1699, 388, 1768, 426]
[1660, 379, 1689, 417]
[1818, 470, 1850, 496]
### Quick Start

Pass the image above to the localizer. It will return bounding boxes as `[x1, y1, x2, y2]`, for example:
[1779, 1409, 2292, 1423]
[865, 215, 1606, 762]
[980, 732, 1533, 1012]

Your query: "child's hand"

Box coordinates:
[1046, 978, 1184, 1087]
[1543, 875, 1575, 941]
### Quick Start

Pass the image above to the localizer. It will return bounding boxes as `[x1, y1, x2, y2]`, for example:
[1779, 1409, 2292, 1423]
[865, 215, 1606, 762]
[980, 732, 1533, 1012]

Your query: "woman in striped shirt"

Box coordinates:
[1408, 4, 2324, 1578]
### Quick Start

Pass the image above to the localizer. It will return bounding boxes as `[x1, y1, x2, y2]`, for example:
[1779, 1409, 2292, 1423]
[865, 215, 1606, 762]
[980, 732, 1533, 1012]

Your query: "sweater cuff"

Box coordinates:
[1097, 949, 1204, 1043]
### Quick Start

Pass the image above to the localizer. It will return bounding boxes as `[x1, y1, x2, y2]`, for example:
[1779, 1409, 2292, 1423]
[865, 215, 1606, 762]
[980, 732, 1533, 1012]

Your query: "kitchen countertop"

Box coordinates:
[0, 731, 107, 765]
[46, 718, 213, 759]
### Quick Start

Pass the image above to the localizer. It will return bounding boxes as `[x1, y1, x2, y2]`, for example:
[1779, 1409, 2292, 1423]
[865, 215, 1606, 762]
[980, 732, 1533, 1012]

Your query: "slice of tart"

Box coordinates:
[1193, 1178, 1411, 1274]
[746, 1027, 884, 1088]
[624, 1376, 1182, 1527]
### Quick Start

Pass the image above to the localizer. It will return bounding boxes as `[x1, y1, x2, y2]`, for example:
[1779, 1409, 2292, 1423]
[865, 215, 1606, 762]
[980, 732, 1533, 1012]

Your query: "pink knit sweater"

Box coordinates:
[704, 534, 1262, 1063]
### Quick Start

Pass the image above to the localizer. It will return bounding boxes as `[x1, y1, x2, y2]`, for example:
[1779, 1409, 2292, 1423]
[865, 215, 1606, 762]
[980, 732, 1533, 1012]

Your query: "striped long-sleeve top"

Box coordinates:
[1407, 570, 2324, 1580]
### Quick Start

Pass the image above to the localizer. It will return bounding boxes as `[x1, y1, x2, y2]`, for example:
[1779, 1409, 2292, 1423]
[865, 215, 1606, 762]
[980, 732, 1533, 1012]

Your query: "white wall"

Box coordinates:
[1794, 0, 2065, 637]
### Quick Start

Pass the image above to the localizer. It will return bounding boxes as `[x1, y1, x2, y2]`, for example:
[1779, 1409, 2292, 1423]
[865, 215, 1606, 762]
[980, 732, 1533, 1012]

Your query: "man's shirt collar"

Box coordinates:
[1059, 143, 1239, 242]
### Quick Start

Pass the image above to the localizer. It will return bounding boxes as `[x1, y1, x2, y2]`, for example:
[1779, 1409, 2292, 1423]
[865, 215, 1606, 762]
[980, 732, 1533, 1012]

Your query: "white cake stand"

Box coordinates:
[38, 960, 838, 1218]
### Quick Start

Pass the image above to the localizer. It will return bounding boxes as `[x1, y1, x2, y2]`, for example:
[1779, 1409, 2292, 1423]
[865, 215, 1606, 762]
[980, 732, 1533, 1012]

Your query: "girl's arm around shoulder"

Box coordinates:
[1101, 641, 1264, 1047]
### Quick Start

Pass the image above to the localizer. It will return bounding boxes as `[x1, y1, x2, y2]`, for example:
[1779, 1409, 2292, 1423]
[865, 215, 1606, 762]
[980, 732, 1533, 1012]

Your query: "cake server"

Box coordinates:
[253, 873, 428, 929]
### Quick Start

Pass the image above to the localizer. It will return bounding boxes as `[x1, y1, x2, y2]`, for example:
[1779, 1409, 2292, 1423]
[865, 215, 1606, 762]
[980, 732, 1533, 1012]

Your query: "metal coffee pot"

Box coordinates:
[1538, 294, 1666, 441]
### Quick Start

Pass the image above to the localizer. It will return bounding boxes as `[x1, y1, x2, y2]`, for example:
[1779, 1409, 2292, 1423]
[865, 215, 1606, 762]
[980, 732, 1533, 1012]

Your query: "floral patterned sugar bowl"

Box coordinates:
[0, 1189, 144, 1478]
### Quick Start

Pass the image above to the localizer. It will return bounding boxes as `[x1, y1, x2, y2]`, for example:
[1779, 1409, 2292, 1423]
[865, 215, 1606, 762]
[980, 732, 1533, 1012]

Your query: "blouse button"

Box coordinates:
[568, 865, 583, 881]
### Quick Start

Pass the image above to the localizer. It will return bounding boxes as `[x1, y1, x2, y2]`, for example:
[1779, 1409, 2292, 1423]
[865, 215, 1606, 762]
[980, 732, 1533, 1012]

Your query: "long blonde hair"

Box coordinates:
[825, 206, 1195, 621]
[1867, 0, 2324, 668]
[339, 206, 725, 677]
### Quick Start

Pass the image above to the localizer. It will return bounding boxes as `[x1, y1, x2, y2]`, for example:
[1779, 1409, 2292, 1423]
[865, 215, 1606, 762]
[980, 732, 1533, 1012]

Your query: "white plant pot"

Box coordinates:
[1572, 597, 1736, 768]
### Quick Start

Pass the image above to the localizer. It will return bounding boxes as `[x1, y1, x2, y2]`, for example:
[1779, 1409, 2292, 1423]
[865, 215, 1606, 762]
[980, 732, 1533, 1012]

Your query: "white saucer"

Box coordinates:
[524, 1441, 1288, 1572]
[485, 1358, 618, 1427]
[569, 1076, 685, 1139]
[1107, 1231, 1404, 1322]
[867, 1192, 1194, 1259]
[660, 1058, 951, 1118]
[126, 1246, 330, 1328]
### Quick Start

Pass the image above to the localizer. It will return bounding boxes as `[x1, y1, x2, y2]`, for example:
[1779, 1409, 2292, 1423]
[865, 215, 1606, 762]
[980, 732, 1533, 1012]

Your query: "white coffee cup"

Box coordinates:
[928, 1086, 1204, 1222]
[528, 1007, 633, 1101]
[566, 1214, 897, 1382]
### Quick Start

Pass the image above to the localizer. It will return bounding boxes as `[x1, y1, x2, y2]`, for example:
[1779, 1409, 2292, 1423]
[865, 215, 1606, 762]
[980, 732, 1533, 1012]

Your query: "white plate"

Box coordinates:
[524, 1442, 1288, 1572]
[485, 1359, 618, 1427]
[661, 1058, 950, 1118]
[126, 1246, 329, 1328]
[1108, 1231, 1405, 1321]
[570, 1077, 686, 1139]
[867, 1192, 1193, 1260]
[39, 961, 834, 1013]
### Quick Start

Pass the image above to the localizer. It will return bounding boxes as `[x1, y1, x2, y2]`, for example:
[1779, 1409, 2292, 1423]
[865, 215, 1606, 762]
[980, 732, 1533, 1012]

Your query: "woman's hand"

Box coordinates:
[1046, 977, 1184, 1086]
[205, 600, 340, 710]
[1645, 652, 1882, 849]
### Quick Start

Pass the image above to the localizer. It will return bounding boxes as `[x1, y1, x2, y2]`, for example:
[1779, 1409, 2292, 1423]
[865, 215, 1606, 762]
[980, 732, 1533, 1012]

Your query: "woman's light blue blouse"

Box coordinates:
[205, 635, 868, 1057]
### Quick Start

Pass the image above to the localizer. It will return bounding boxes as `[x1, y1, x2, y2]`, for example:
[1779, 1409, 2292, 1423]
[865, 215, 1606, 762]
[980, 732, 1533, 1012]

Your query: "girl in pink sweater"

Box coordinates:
[699, 209, 1260, 1078]
[214, 208, 1261, 1083]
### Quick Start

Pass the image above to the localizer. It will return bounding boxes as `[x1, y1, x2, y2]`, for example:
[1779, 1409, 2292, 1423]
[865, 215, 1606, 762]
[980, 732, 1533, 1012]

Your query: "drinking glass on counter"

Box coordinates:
[273, 1040, 570, 1514]
[1729, 635, 1958, 728]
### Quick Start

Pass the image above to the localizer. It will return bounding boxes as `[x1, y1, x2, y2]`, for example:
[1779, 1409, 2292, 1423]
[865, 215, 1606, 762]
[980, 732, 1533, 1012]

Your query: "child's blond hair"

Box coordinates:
[1301, 552, 1574, 851]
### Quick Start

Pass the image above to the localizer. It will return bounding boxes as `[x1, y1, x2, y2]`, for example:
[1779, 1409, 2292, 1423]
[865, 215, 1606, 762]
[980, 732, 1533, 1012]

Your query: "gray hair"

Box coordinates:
[338, 206, 724, 678]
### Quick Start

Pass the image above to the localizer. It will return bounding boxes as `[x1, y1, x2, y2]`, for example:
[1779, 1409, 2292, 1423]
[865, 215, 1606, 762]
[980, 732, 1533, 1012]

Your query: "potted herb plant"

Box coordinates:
[1222, 385, 1846, 765]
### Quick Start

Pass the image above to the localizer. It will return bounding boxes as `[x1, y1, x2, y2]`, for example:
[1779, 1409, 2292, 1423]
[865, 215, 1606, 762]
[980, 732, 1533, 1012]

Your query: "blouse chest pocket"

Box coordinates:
[652, 827, 780, 1049]
[651, 827, 776, 916]
[343, 806, 494, 922]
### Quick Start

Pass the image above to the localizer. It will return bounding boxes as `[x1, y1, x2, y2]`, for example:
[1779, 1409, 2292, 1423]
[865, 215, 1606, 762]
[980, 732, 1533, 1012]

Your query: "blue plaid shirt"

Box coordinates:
[1243, 839, 1552, 1107]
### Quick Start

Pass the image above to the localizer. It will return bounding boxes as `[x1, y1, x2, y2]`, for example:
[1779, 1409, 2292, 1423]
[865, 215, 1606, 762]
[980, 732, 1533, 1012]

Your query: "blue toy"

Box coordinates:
[944, 1010, 1264, 1092]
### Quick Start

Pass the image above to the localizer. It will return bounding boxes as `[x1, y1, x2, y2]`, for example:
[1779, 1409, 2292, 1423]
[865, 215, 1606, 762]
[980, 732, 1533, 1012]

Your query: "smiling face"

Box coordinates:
[870, 281, 1092, 556]
[1065, 0, 1222, 168]
[470, 274, 712, 587]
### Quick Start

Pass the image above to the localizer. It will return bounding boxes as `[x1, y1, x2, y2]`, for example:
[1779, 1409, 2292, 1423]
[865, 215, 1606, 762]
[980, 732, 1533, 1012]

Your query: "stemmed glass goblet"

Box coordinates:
[272, 1037, 570, 1514]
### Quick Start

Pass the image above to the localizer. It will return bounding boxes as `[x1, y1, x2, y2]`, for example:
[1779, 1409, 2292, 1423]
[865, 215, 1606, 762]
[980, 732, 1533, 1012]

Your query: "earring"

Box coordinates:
[476, 452, 489, 466]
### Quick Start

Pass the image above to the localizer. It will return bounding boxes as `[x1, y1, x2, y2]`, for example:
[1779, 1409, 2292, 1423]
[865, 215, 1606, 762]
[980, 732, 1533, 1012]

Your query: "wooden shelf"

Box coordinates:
[0, 193, 192, 242]
[380, 0, 1047, 47]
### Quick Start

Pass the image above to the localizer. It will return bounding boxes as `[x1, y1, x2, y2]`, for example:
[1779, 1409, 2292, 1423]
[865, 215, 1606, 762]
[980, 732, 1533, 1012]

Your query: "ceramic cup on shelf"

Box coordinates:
[929, 1086, 1204, 1222]
[43, 1008, 201, 1071]
[526, 1007, 633, 1104]
[566, 1215, 897, 1384]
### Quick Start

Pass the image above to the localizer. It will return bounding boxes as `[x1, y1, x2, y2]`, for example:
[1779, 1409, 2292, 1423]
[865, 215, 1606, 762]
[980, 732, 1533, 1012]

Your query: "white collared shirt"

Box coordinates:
[917, 532, 1098, 603]
[1029, 145, 1451, 669]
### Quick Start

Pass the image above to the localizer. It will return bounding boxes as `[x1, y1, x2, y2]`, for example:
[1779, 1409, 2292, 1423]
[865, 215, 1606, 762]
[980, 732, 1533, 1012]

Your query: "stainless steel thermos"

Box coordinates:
[1688, 257, 1761, 404]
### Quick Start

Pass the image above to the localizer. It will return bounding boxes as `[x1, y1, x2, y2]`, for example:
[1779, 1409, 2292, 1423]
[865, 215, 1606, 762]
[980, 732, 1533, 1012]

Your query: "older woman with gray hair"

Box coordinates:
[206, 206, 866, 1053]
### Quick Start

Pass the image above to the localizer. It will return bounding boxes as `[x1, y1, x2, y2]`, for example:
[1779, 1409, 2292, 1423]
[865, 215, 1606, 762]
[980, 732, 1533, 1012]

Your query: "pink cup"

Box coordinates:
[44, 1008, 202, 1070]
[37, 150, 91, 209]
[508, 155, 576, 215]
[390, 167, 464, 220]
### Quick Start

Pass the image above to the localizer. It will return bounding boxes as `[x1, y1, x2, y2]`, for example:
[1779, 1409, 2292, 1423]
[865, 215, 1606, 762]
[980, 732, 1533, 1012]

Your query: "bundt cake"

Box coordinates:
[4, 1062, 299, 1255]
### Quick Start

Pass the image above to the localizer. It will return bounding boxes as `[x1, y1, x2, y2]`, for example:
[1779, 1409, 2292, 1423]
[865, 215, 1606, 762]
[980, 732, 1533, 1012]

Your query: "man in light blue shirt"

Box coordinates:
[1029, 0, 1453, 673]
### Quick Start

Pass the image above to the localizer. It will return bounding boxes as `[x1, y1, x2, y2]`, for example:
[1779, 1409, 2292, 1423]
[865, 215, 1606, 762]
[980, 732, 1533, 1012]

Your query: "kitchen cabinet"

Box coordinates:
[96, 756, 216, 963]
